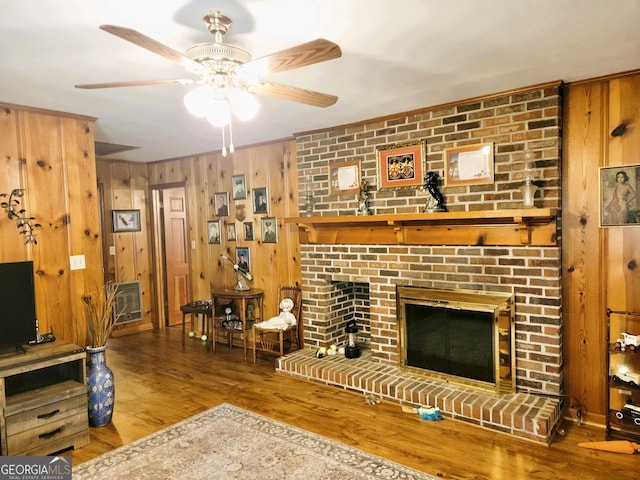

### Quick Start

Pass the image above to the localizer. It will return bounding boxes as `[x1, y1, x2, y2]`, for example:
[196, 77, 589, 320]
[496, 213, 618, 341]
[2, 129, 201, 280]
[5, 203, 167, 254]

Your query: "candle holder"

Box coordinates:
[518, 154, 540, 208]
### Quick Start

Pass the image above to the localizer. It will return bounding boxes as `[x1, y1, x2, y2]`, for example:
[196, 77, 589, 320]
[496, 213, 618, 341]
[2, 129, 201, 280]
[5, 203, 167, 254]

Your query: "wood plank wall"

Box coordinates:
[0, 103, 102, 346]
[563, 72, 640, 424]
[97, 139, 301, 333]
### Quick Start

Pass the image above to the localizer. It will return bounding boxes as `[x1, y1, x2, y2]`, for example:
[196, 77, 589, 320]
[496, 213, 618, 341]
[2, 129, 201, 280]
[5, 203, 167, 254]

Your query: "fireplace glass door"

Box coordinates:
[397, 285, 515, 393]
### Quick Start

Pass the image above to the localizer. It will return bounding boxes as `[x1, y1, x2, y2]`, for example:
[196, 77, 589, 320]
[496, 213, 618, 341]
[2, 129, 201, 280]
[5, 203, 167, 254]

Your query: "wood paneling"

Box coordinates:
[0, 103, 101, 347]
[563, 73, 640, 423]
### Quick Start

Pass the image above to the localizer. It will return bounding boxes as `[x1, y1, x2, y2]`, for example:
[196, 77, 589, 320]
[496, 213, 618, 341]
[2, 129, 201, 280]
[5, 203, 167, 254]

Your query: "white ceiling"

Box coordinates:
[2, 0, 639, 162]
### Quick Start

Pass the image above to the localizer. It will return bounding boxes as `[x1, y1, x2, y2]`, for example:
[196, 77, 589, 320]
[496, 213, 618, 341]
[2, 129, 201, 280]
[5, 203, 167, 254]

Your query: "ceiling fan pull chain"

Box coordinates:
[229, 116, 235, 154]
[221, 124, 227, 157]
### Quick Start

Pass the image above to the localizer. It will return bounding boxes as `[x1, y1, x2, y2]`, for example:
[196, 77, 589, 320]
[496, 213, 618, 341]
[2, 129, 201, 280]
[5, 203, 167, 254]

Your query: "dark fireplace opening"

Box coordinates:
[397, 285, 515, 393]
[405, 305, 494, 383]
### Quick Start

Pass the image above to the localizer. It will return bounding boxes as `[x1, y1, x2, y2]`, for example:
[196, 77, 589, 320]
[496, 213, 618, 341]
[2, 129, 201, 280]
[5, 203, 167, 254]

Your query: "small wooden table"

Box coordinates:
[211, 288, 264, 360]
[180, 301, 213, 350]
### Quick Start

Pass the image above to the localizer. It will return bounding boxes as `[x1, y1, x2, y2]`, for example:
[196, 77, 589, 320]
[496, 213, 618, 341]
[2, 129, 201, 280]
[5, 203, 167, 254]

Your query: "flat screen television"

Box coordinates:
[0, 261, 37, 352]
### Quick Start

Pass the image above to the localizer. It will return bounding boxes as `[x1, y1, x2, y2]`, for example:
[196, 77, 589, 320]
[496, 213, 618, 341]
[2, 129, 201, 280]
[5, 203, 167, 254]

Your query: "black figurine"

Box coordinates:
[422, 171, 446, 212]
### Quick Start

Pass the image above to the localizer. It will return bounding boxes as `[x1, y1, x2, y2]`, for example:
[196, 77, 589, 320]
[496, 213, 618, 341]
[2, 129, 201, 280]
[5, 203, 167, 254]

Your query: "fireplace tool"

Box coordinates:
[344, 319, 361, 358]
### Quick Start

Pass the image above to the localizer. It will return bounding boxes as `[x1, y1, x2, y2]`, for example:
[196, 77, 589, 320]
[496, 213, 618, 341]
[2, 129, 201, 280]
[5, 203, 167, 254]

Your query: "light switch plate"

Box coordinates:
[70, 254, 86, 270]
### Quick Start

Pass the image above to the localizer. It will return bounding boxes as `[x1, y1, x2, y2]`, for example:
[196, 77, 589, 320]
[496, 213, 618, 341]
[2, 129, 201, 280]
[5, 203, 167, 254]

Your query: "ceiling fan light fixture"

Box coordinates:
[229, 89, 259, 121]
[183, 85, 216, 117]
[206, 99, 232, 127]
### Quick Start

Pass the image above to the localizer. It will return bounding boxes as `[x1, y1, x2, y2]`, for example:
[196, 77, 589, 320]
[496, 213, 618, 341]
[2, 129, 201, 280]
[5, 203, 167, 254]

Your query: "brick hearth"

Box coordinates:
[277, 348, 562, 445]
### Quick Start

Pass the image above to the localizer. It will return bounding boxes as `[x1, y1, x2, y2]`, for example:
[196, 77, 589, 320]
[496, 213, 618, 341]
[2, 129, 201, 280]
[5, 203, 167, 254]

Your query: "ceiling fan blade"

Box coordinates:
[240, 39, 341, 76]
[100, 25, 205, 74]
[75, 79, 193, 89]
[253, 81, 338, 107]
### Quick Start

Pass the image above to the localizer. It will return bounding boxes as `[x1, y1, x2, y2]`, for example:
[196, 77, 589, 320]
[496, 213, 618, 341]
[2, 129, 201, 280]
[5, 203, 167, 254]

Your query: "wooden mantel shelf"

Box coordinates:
[285, 208, 558, 246]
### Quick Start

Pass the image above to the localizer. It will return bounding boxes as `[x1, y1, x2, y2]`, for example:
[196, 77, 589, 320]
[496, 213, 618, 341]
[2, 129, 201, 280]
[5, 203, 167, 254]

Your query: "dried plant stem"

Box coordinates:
[84, 282, 123, 347]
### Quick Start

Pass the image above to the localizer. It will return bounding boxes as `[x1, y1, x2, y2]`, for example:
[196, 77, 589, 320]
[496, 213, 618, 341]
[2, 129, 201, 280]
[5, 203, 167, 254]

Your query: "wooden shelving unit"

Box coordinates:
[0, 341, 89, 456]
[285, 208, 558, 246]
[607, 309, 640, 443]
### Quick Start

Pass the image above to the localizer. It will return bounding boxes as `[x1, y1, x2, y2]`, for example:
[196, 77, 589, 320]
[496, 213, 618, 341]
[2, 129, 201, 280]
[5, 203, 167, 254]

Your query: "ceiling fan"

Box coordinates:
[76, 11, 342, 151]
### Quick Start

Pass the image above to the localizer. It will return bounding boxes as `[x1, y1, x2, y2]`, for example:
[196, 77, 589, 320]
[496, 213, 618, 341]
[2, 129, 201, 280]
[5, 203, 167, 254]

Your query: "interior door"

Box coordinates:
[162, 187, 190, 326]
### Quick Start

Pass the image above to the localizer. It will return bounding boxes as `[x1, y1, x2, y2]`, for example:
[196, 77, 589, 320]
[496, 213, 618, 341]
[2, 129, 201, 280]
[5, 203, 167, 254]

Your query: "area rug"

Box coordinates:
[73, 403, 436, 480]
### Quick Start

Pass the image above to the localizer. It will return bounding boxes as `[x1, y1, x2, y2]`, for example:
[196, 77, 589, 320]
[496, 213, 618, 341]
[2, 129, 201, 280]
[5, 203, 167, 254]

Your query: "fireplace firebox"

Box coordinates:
[397, 286, 515, 394]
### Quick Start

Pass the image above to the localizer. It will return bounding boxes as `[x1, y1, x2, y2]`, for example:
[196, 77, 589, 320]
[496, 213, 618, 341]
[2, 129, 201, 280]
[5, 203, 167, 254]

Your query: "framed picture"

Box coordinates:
[207, 220, 221, 244]
[444, 143, 494, 187]
[253, 187, 268, 214]
[261, 217, 278, 243]
[600, 164, 640, 226]
[330, 160, 361, 194]
[232, 174, 247, 200]
[112, 210, 141, 232]
[214, 192, 230, 217]
[243, 221, 254, 241]
[235, 247, 250, 272]
[225, 222, 237, 241]
[377, 140, 425, 189]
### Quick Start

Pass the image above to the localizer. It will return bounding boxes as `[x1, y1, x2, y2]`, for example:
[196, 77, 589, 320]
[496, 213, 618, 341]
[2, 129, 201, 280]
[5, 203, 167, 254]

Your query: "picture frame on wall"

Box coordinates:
[225, 222, 237, 241]
[600, 164, 640, 226]
[232, 174, 247, 200]
[376, 140, 425, 190]
[253, 187, 268, 214]
[261, 217, 278, 243]
[330, 160, 361, 194]
[207, 220, 221, 244]
[243, 221, 254, 241]
[112, 210, 141, 232]
[214, 192, 230, 217]
[235, 247, 250, 272]
[443, 143, 494, 187]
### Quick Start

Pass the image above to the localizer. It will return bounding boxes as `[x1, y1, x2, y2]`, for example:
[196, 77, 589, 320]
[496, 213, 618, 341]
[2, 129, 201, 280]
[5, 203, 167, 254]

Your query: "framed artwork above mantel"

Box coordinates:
[330, 160, 360, 194]
[443, 143, 494, 187]
[376, 140, 425, 190]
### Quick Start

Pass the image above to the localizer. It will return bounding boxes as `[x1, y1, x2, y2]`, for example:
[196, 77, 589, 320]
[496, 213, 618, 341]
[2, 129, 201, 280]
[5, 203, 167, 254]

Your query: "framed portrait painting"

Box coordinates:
[232, 174, 247, 200]
[235, 247, 250, 272]
[225, 222, 237, 241]
[253, 187, 268, 214]
[207, 220, 221, 244]
[112, 210, 141, 232]
[600, 164, 640, 226]
[214, 192, 230, 217]
[376, 141, 425, 189]
[261, 217, 278, 243]
[243, 221, 254, 241]
[443, 143, 494, 187]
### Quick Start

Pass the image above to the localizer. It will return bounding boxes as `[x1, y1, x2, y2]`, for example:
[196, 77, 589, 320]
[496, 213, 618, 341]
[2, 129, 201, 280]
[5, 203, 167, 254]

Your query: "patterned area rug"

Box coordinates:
[73, 403, 436, 479]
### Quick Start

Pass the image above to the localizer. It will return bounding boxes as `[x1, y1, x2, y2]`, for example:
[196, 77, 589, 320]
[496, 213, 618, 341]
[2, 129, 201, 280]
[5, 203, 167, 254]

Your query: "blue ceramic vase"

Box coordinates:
[86, 346, 115, 427]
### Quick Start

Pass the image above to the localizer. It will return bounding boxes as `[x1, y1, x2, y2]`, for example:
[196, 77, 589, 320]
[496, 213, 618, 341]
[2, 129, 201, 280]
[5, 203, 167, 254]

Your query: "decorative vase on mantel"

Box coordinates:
[86, 345, 115, 427]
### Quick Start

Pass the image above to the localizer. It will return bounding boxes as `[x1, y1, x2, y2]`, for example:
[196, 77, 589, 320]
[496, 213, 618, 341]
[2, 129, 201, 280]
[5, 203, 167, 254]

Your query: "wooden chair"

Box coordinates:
[252, 286, 301, 363]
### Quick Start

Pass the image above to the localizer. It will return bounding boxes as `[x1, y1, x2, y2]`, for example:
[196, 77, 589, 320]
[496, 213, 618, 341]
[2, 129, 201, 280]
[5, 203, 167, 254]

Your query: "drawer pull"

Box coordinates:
[37, 409, 60, 420]
[39, 427, 63, 439]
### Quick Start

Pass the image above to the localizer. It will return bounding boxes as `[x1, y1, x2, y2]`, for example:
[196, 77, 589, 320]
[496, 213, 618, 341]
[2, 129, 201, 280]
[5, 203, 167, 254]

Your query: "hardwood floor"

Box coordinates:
[67, 328, 635, 479]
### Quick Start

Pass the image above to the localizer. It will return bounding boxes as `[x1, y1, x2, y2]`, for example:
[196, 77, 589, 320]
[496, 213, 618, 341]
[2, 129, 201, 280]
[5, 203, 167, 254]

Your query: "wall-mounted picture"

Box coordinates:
[226, 222, 237, 241]
[600, 164, 640, 226]
[253, 187, 268, 214]
[330, 160, 361, 194]
[215, 192, 230, 217]
[377, 140, 425, 189]
[243, 221, 254, 241]
[444, 143, 494, 187]
[207, 220, 221, 244]
[235, 247, 250, 272]
[232, 174, 247, 200]
[112, 209, 141, 232]
[261, 217, 278, 243]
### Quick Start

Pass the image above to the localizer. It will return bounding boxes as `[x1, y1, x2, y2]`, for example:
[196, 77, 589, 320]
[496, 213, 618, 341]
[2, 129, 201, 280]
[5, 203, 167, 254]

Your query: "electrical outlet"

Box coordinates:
[70, 254, 86, 270]
[109, 246, 116, 256]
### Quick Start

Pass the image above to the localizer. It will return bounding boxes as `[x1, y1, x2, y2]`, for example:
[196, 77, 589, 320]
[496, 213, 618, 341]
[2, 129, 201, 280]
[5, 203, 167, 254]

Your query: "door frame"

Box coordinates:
[150, 182, 190, 329]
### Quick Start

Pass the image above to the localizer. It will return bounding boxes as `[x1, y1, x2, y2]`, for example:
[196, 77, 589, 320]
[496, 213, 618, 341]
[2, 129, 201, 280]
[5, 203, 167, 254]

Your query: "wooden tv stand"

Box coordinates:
[0, 341, 89, 456]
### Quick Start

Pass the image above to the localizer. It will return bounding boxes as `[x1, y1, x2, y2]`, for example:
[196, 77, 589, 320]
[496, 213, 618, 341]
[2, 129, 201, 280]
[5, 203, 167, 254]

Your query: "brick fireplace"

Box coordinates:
[278, 83, 564, 444]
